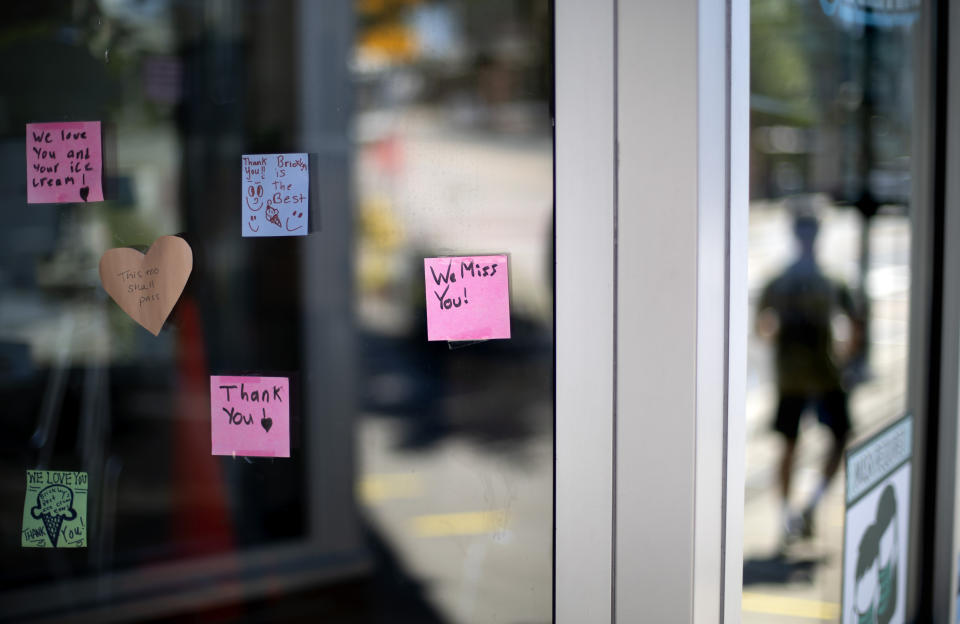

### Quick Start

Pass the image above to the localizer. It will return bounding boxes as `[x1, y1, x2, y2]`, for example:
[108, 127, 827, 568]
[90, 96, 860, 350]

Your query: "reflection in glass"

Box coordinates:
[745, 1, 914, 620]
[0, 1, 552, 622]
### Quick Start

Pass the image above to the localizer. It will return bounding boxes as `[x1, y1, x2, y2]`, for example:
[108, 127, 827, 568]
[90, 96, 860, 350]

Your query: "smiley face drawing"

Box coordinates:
[285, 210, 305, 232]
[245, 184, 264, 211]
[247, 215, 260, 233]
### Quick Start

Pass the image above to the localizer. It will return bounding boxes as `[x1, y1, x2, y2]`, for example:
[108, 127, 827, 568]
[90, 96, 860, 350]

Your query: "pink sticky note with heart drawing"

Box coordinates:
[26, 121, 103, 204]
[210, 376, 290, 458]
[423, 255, 511, 342]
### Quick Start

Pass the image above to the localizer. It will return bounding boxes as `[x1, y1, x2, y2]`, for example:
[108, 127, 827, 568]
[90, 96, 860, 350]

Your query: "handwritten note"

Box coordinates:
[242, 153, 309, 237]
[99, 236, 193, 336]
[210, 376, 290, 457]
[26, 121, 103, 204]
[423, 255, 511, 341]
[22, 470, 87, 548]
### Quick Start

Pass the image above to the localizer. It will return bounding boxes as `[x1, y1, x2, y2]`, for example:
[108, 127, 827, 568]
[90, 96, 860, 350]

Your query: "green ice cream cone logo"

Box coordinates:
[30, 485, 77, 547]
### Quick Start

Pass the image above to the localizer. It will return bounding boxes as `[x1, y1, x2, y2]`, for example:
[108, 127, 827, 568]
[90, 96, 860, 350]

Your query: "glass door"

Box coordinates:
[745, 2, 919, 621]
[0, 2, 554, 622]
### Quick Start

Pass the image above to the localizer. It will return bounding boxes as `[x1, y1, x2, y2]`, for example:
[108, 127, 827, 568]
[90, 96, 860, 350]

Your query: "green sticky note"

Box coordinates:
[21, 470, 88, 548]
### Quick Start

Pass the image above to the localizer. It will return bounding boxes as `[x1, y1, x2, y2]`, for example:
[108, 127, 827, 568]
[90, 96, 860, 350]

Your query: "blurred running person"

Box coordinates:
[756, 206, 864, 543]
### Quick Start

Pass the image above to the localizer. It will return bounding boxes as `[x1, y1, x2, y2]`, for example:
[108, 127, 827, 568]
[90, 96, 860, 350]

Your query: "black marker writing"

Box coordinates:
[29, 128, 95, 192]
[223, 406, 254, 425]
[223, 406, 273, 430]
[460, 260, 498, 278]
[434, 283, 469, 310]
[430, 260, 457, 285]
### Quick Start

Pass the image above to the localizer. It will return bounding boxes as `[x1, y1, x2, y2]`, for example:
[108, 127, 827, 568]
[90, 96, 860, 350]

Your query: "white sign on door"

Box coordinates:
[842, 414, 912, 624]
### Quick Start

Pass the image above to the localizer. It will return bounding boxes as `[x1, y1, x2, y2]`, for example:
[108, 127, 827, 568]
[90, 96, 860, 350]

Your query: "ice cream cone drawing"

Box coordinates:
[265, 204, 282, 228]
[31, 485, 76, 546]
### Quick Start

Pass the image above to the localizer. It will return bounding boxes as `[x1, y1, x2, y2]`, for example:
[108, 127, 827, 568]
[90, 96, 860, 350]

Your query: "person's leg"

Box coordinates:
[779, 437, 798, 503]
[814, 389, 850, 489]
[801, 389, 851, 534]
[822, 429, 846, 482]
[774, 395, 805, 538]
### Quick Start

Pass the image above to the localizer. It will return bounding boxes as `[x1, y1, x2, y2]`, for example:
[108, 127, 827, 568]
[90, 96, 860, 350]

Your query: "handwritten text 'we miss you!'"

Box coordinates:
[429, 258, 499, 311]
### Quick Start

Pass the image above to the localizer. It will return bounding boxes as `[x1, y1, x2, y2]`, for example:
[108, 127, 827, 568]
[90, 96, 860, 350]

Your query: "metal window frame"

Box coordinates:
[555, 0, 616, 620]
[901, 0, 960, 621]
[930, 0, 960, 620]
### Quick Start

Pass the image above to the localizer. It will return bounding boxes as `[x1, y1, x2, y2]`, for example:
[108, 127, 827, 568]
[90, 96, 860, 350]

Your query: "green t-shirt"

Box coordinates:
[759, 262, 855, 395]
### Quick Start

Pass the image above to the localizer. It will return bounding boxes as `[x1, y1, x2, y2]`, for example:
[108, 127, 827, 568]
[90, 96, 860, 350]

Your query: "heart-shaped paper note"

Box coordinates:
[99, 236, 193, 336]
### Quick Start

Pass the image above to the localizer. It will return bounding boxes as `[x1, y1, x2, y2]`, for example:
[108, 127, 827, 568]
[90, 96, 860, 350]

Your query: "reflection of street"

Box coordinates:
[744, 200, 910, 622]
[359, 409, 552, 623]
[354, 110, 553, 623]
[357, 109, 554, 331]
[355, 326, 552, 624]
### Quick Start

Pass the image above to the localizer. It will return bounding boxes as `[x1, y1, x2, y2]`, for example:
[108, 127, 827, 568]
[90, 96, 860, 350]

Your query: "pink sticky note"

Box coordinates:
[210, 376, 290, 458]
[26, 122, 103, 204]
[424, 255, 511, 341]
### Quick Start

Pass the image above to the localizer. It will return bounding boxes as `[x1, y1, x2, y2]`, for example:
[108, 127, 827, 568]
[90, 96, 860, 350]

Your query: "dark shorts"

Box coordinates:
[774, 390, 851, 442]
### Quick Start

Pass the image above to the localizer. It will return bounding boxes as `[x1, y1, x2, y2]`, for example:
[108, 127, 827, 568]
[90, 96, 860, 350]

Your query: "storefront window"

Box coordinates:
[0, 2, 553, 621]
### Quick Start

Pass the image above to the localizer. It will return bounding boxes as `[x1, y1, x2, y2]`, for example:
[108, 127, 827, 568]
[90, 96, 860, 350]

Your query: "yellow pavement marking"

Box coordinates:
[412, 510, 508, 537]
[358, 473, 422, 503]
[742, 592, 839, 621]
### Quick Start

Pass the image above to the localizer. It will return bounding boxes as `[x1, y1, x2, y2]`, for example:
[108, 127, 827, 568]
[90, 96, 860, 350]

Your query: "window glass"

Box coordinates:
[745, 1, 915, 620]
[0, 2, 553, 622]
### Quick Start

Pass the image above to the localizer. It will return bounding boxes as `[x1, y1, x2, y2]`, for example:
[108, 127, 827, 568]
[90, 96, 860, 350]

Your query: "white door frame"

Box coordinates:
[555, 1, 749, 621]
